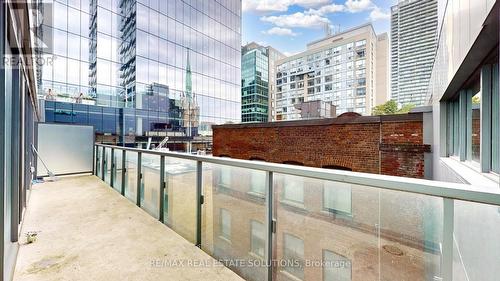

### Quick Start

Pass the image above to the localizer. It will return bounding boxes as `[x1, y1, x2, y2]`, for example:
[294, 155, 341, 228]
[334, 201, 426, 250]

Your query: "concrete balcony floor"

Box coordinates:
[13, 175, 242, 281]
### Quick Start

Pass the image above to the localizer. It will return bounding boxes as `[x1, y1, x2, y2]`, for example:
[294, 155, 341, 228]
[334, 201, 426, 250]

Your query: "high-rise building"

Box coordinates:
[267, 46, 286, 121]
[37, 0, 241, 149]
[273, 24, 388, 121]
[241, 42, 285, 123]
[390, 0, 438, 106]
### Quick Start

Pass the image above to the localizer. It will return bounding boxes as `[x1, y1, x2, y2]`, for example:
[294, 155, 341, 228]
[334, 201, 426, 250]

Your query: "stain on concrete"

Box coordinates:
[27, 255, 77, 274]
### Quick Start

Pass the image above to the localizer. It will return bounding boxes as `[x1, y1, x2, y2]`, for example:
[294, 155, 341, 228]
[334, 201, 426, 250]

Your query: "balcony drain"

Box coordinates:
[382, 245, 404, 256]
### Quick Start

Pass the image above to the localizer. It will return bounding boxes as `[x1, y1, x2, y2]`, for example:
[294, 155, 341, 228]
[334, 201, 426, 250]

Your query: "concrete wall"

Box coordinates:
[375, 33, 389, 107]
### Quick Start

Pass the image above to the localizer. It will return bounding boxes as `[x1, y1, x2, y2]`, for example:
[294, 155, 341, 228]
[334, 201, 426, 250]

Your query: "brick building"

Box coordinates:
[213, 112, 432, 179]
[206, 111, 438, 281]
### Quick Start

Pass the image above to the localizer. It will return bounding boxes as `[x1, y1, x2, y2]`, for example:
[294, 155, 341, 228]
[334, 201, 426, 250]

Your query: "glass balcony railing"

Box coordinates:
[95, 144, 500, 281]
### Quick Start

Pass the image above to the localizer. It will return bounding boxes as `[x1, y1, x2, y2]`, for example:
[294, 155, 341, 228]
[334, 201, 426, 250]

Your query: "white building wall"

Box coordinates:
[273, 24, 387, 121]
[427, 0, 499, 280]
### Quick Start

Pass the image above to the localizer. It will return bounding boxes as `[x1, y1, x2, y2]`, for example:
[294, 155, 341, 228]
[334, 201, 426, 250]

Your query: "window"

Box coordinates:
[355, 39, 366, 48]
[323, 182, 352, 215]
[219, 165, 231, 187]
[445, 63, 499, 173]
[219, 209, 231, 241]
[250, 169, 266, 195]
[492, 65, 500, 173]
[447, 99, 459, 157]
[250, 221, 265, 258]
[283, 234, 304, 280]
[283, 175, 304, 204]
[471, 92, 481, 162]
[323, 250, 351, 281]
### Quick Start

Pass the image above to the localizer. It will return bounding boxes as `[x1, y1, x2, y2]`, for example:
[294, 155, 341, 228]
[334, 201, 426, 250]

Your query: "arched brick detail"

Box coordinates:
[249, 156, 267, 162]
[322, 165, 352, 171]
[282, 160, 304, 166]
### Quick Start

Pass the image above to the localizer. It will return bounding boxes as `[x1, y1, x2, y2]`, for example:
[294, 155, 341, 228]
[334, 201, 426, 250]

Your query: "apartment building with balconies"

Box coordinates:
[273, 24, 389, 120]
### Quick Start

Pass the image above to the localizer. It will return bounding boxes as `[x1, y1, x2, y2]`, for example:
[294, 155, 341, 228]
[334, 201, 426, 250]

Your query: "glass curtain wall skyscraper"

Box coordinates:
[241, 43, 269, 123]
[37, 0, 241, 148]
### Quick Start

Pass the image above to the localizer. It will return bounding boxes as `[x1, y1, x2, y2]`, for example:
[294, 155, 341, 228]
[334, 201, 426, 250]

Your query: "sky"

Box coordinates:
[242, 0, 397, 56]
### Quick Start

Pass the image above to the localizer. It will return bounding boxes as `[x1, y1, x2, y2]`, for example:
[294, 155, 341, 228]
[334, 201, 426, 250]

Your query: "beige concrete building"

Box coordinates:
[375, 33, 390, 109]
[274, 24, 389, 120]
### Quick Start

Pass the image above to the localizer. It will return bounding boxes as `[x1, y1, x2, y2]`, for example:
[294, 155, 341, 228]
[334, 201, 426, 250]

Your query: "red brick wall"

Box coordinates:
[379, 121, 427, 178]
[213, 113, 431, 178]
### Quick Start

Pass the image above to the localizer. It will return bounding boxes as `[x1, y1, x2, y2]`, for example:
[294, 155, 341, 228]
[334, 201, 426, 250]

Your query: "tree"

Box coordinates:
[472, 95, 480, 105]
[372, 100, 415, 115]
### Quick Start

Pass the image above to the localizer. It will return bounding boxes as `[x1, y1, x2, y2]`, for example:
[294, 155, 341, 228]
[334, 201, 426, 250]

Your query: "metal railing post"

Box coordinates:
[110, 148, 115, 187]
[196, 160, 203, 247]
[101, 147, 106, 180]
[442, 198, 454, 281]
[94, 145, 97, 175]
[265, 171, 274, 281]
[137, 152, 142, 207]
[121, 149, 126, 196]
[159, 156, 165, 223]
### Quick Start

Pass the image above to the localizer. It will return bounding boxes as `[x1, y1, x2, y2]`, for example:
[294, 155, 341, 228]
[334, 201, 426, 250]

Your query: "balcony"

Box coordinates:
[15, 144, 500, 281]
[13, 175, 242, 281]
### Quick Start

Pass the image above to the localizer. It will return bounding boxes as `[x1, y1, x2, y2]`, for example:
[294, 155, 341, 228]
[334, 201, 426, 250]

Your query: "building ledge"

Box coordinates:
[440, 157, 499, 189]
[213, 112, 423, 129]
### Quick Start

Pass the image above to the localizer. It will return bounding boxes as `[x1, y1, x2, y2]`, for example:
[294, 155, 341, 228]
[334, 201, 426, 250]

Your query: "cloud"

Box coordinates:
[261, 12, 330, 28]
[262, 27, 299, 36]
[243, 0, 330, 13]
[306, 3, 345, 15]
[283, 51, 299, 57]
[369, 7, 390, 21]
[344, 0, 373, 13]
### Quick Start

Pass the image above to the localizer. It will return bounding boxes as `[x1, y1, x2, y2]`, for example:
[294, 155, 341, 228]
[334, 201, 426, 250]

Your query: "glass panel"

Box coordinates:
[163, 157, 197, 243]
[453, 100, 459, 156]
[453, 200, 500, 280]
[141, 154, 161, 218]
[323, 250, 351, 281]
[125, 151, 138, 203]
[112, 149, 123, 192]
[201, 164, 267, 281]
[274, 174, 442, 281]
[104, 147, 111, 185]
[471, 92, 481, 162]
[323, 181, 352, 216]
[283, 233, 304, 280]
[96, 146, 102, 178]
[492, 65, 499, 173]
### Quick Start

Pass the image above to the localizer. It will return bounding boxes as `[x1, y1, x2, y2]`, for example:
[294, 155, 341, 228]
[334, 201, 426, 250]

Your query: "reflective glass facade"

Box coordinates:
[37, 0, 241, 146]
[241, 44, 269, 123]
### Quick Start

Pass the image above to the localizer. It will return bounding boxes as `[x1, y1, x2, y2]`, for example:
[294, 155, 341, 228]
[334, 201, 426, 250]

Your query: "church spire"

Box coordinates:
[185, 48, 192, 102]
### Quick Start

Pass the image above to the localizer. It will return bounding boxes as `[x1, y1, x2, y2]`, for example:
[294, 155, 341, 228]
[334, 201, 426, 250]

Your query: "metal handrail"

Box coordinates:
[95, 143, 500, 206]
